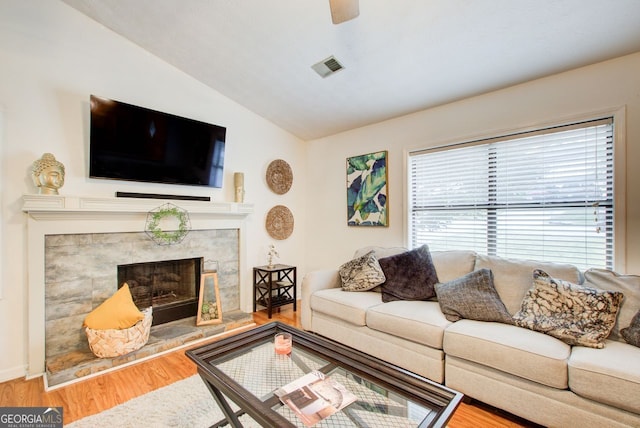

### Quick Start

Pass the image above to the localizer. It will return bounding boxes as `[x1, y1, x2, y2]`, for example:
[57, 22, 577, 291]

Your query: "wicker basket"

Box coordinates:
[85, 307, 153, 358]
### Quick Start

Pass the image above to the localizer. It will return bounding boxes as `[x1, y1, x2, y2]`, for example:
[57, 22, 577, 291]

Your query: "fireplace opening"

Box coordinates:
[117, 257, 202, 326]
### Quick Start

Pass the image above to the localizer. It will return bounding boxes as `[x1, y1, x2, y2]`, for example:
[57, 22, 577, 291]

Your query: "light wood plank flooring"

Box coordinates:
[0, 305, 537, 427]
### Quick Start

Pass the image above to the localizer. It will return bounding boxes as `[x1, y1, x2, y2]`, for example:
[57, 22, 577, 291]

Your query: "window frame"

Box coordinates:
[404, 108, 627, 272]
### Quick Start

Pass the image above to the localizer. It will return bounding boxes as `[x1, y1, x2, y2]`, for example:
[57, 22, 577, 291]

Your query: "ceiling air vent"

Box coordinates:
[311, 56, 344, 78]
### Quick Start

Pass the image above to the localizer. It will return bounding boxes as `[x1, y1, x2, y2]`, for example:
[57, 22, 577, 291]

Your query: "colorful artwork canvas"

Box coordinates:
[347, 151, 388, 226]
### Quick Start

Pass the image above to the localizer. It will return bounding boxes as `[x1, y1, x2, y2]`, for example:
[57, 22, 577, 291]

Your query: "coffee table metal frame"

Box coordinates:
[186, 322, 463, 427]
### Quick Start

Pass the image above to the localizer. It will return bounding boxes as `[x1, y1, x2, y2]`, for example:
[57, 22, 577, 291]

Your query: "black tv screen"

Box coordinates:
[89, 95, 226, 188]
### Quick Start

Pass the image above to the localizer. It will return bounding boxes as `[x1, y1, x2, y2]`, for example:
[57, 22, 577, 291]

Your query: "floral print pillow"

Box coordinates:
[514, 270, 623, 348]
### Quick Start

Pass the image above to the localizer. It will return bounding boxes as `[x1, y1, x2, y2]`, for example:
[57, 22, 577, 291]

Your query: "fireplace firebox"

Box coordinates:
[117, 257, 202, 326]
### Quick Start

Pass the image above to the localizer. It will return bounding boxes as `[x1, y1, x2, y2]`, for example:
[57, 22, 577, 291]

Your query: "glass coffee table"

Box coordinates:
[186, 322, 462, 427]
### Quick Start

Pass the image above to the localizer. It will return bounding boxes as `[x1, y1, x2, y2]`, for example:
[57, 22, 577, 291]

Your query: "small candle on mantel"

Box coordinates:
[234, 172, 245, 203]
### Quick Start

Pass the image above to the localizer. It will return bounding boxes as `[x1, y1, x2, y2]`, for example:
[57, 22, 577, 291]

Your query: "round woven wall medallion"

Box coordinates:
[266, 159, 293, 195]
[265, 205, 294, 240]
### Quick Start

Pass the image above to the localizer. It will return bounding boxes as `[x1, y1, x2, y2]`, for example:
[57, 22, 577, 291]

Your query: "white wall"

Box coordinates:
[0, 1, 306, 381]
[305, 52, 640, 274]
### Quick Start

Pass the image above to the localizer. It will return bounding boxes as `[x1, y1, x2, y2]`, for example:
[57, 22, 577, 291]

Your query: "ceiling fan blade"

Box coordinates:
[329, 0, 359, 24]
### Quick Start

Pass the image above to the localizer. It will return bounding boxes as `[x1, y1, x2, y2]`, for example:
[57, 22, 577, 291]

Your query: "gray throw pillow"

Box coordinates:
[513, 270, 623, 349]
[379, 245, 439, 302]
[338, 251, 386, 292]
[435, 269, 513, 324]
[621, 310, 640, 347]
[584, 268, 640, 342]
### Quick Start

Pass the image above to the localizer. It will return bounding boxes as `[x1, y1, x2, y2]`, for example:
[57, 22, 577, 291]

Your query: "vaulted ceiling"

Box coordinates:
[62, 0, 640, 140]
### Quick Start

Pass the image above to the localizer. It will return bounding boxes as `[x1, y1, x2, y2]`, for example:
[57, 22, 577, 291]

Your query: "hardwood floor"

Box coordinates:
[0, 305, 536, 427]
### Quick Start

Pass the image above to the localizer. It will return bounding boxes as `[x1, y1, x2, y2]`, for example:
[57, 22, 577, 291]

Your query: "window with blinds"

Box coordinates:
[409, 118, 614, 271]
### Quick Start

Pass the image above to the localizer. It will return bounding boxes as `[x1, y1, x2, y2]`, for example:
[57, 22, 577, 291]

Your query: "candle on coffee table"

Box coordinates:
[274, 332, 292, 355]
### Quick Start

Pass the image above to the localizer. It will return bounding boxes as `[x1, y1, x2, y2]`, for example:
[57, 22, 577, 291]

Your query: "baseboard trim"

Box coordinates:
[0, 364, 28, 383]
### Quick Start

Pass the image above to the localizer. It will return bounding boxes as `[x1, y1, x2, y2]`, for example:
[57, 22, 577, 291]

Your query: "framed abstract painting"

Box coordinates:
[346, 150, 388, 226]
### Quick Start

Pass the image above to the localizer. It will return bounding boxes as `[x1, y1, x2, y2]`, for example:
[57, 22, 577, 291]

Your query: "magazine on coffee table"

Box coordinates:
[274, 370, 357, 427]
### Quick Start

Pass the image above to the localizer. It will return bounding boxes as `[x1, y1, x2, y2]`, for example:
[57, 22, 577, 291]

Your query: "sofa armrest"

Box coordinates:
[300, 269, 341, 331]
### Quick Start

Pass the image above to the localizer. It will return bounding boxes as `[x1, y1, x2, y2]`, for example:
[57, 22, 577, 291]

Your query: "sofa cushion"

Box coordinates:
[338, 250, 386, 292]
[569, 340, 640, 414]
[621, 310, 640, 347]
[444, 319, 571, 389]
[379, 245, 439, 302]
[584, 269, 640, 342]
[310, 288, 382, 326]
[514, 270, 623, 349]
[366, 301, 452, 349]
[435, 269, 513, 324]
[475, 254, 581, 315]
[431, 250, 477, 283]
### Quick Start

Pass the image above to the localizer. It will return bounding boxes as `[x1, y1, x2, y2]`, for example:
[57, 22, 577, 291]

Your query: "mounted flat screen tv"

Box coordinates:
[89, 95, 226, 188]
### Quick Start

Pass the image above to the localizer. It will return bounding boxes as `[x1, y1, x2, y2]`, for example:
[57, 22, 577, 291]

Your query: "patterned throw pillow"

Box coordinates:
[621, 310, 640, 347]
[513, 270, 624, 348]
[379, 245, 439, 302]
[435, 269, 513, 324]
[339, 251, 386, 292]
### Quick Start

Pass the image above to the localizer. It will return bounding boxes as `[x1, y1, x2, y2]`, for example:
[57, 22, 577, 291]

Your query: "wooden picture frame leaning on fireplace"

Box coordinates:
[197, 270, 223, 326]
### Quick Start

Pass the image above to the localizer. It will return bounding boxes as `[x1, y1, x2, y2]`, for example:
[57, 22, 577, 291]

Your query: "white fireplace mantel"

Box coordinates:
[22, 194, 254, 379]
[23, 194, 254, 220]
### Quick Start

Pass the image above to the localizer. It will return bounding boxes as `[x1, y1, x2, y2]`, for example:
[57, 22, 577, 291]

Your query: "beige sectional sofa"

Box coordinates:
[300, 247, 640, 427]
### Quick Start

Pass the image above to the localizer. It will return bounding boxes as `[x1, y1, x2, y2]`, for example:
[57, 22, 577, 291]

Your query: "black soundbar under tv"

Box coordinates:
[115, 192, 211, 202]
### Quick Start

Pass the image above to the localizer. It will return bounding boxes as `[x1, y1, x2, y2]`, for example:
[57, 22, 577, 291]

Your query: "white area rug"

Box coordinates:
[67, 375, 260, 428]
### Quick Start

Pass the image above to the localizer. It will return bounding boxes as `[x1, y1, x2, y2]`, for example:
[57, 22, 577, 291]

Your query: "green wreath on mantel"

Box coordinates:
[145, 203, 191, 245]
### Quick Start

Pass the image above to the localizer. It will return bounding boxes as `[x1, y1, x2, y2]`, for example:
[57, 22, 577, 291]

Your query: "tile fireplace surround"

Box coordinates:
[22, 194, 254, 384]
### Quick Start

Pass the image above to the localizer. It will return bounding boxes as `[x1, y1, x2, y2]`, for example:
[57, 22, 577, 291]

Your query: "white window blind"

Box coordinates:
[409, 118, 614, 270]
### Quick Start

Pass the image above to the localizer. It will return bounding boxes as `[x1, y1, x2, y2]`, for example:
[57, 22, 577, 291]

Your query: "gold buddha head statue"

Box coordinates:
[32, 153, 65, 195]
